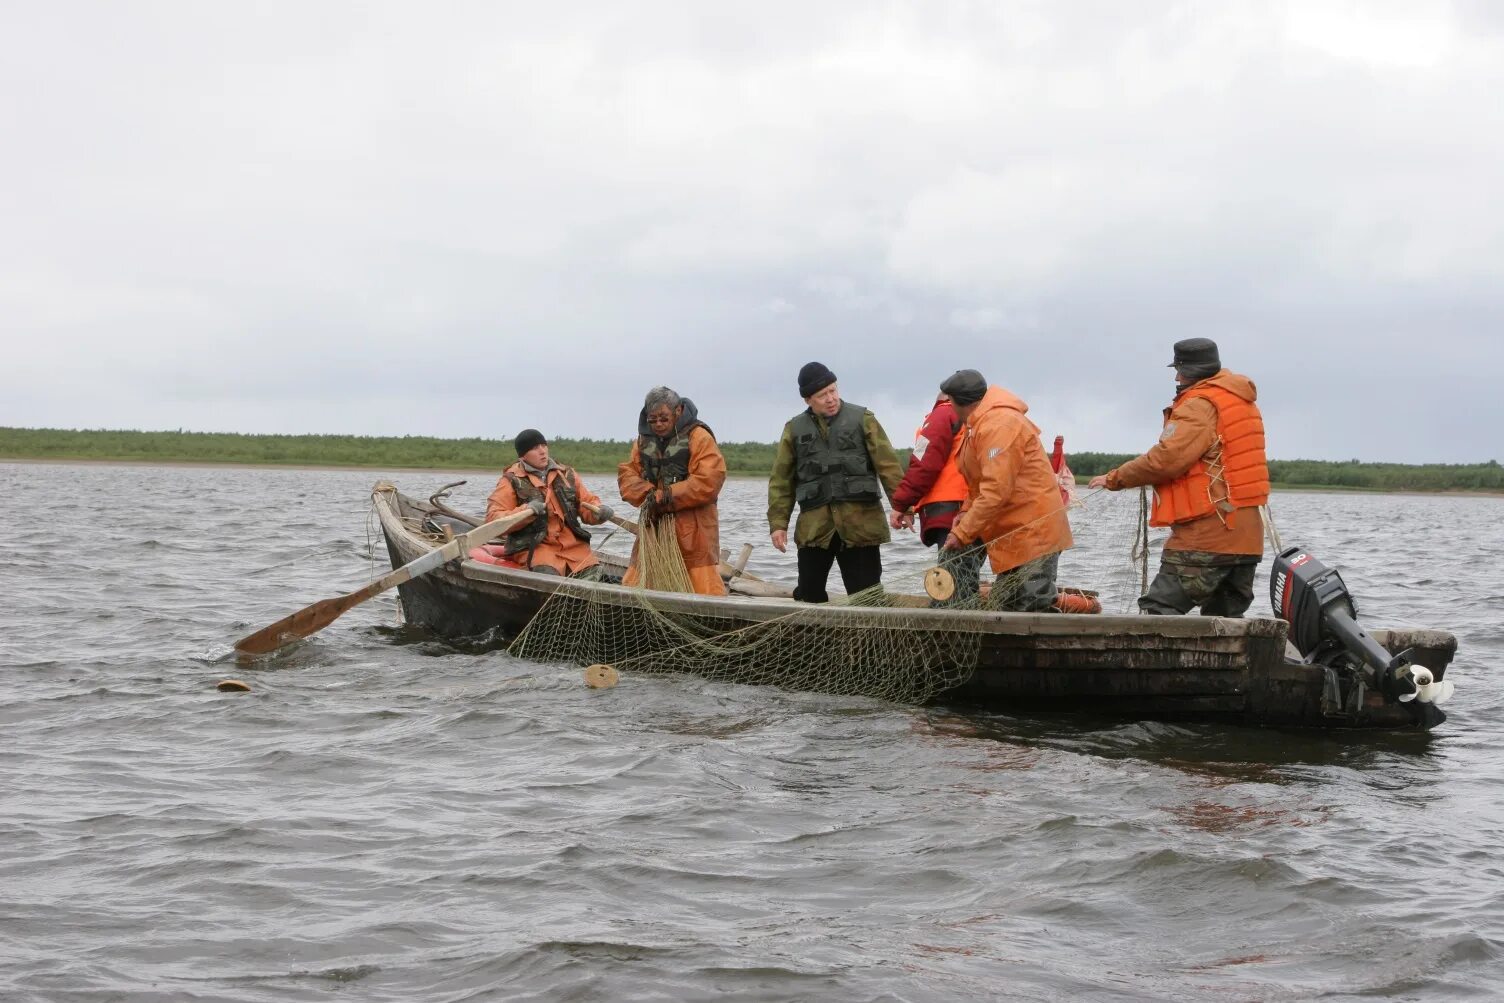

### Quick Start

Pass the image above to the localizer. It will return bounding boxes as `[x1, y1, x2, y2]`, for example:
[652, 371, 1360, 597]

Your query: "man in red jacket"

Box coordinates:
[888, 392, 968, 548]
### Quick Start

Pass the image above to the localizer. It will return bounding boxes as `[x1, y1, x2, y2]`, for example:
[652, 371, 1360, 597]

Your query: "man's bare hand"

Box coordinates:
[888, 510, 914, 531]
[771, 529, 788, 553]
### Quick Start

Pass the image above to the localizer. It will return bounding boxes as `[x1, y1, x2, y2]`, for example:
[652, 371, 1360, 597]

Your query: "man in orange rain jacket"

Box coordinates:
[888, 392, 968, 548]
[485, 429, 612, 578]
[1089, 338, 1269, 616]
[938, 369, 1074, 611]
[618, 387, 728, 596]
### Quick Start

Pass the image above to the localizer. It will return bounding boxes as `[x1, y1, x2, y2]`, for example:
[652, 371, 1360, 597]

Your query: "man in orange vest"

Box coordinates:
[1088, 339, 1270, 616]
[888, 392, 968, 547]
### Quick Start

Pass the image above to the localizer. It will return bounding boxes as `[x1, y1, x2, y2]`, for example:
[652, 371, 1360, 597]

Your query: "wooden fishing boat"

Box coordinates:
[373, 483, 1456, 730]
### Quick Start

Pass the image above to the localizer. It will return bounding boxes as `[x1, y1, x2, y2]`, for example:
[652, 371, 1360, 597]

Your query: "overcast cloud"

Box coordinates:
[3, 1, 1501, 462]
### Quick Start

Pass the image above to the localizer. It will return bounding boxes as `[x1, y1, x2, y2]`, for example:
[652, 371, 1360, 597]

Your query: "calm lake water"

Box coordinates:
[2, 461, 1501, 1001]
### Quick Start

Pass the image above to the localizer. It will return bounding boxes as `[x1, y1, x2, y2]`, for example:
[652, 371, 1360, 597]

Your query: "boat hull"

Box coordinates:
[374, 485, 1454, 730]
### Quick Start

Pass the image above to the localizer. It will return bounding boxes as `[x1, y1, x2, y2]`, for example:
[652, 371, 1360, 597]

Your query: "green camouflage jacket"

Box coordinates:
[767, 405, 903, 549]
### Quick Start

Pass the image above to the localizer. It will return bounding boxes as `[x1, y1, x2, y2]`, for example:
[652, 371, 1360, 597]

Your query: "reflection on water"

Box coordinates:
[1159, 798, 1332, 834]
[1, 462, 1501, 1000]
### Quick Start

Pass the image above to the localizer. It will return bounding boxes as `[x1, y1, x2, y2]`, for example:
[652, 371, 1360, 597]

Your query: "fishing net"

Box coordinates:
[378, 476, 1169, 703]
[629, 514, 695, 593]
[505, 491, 1155, 705]
[509, 572, 989, 705]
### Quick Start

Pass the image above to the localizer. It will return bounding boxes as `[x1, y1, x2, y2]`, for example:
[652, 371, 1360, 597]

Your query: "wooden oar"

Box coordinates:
[582, 501, 638, 533]
[233, 509, 531, 655]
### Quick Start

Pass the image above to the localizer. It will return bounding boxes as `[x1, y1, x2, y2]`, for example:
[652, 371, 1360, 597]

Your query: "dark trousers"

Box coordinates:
[918, 501, 959, 548]
[944, 546, 1060, 612]
[920, 526, 950, 548]
[794, 536, 882, 603]
[1139, 559, 1258, 617]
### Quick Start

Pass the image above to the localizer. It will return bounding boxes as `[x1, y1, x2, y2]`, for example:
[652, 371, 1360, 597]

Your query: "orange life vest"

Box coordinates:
[1150, 383, 1270, 528]
[915, 418, 968, 509]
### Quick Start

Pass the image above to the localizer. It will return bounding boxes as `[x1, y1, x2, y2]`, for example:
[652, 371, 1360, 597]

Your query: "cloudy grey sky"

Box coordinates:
[3, 1, 1500, 462]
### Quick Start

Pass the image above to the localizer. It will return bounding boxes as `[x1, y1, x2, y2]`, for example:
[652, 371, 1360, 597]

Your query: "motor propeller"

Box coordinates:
[1397, 664, 1455, 705]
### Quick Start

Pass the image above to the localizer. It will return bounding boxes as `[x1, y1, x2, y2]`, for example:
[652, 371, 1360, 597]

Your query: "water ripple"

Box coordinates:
[2, 463, 1502, 1000]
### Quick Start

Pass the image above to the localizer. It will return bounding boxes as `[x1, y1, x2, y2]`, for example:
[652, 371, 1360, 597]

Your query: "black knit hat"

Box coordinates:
[939, 369, 987, 406]
[1168, 338, 1220, 372]
[798, 361, 837, 399]
[513, 428, 547, 456]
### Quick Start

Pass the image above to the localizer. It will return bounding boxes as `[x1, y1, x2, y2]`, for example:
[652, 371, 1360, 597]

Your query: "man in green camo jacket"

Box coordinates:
[767, 362, 904, 603]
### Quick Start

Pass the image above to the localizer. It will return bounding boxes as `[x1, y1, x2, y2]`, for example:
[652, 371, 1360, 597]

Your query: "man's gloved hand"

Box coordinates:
[525, 497, 548, 519]
[641, 487, 672, 525]
[594, 503, 615, 523]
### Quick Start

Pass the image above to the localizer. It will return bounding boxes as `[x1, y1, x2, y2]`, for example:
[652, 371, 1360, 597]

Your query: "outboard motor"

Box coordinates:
[1270, 546, 1452, 723]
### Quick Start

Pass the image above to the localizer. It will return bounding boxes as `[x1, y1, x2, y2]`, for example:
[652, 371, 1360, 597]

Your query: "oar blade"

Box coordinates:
[233, 594, 359, 655]
[232, 508, 526, 656]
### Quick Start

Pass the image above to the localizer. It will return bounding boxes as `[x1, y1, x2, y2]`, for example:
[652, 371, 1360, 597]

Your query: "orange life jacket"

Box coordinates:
[914, 418, 968, 509]
[1150, 383, 1270, 528]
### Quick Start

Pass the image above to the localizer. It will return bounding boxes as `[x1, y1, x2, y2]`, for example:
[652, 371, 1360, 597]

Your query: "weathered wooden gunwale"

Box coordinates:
[373, 484, 1454, 730]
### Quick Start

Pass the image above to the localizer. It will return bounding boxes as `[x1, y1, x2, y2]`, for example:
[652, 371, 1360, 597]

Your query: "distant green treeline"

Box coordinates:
[0, 426, 780, 476]
[1065, 452, 1504, 492]
[3, 427, 1501, 493]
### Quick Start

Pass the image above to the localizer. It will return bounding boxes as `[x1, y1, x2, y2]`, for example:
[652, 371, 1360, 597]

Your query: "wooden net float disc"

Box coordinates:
[924, 567, 955, 601]
[216, 679, 252, 693]
[584, 664, 619, 689]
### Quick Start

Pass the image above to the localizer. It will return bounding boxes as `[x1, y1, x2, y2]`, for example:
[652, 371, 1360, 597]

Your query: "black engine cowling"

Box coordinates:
[1269, 546, 1443, 722]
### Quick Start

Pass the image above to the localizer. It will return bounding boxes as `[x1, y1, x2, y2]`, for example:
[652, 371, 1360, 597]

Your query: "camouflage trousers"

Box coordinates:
[939, 545, 1060, 613]
[1139, 551, 1259, 617]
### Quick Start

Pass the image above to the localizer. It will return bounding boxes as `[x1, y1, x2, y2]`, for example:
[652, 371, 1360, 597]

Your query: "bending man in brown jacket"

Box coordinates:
[618, 387, 728, 596]
[938, 369, 1074, 611]
[1088, 338, 1269, 616]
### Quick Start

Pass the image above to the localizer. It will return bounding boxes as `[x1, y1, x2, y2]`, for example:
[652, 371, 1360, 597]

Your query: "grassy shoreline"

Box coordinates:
[3, 427, 1501, 494]
[0, 455, 772, 480]
[4, 455, 1501, 498]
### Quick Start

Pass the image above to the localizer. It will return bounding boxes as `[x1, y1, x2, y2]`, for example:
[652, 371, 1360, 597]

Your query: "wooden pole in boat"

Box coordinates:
[585, 502, 774, 589]
[427, 493, 637, 535]
[582, 501, 638, 533]
[233, 508, 533, 656]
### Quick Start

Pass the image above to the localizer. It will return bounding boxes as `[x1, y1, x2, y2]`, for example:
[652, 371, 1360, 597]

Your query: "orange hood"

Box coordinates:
[1189, 369, 1258, 405]
[967, 385, 1033, 427]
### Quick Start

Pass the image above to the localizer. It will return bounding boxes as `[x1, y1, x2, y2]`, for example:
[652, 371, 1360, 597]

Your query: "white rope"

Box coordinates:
[1260, 504, 1284, 553]
[1133, 486, 1151, 594]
